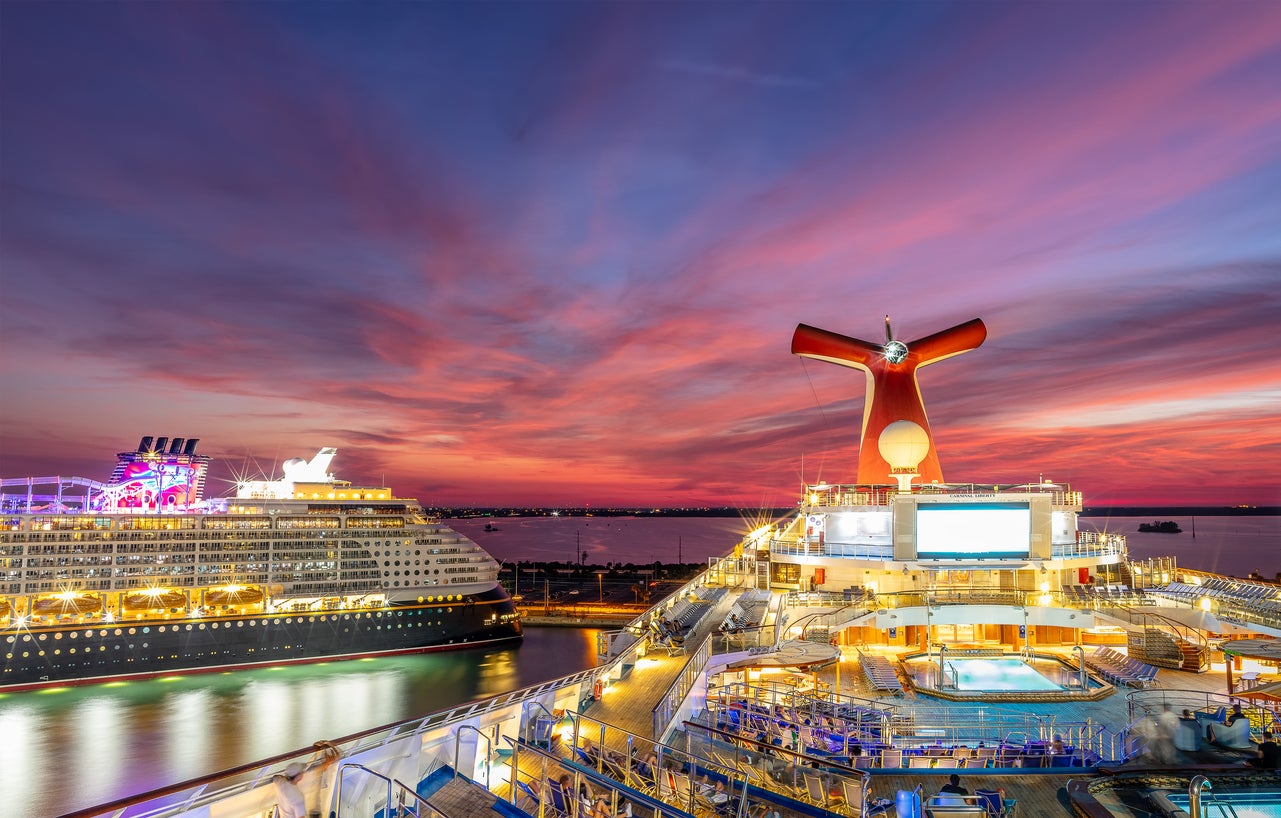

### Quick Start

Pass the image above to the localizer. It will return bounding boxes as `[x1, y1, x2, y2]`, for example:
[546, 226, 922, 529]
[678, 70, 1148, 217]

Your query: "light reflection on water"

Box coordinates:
[1, 628, 599, 818]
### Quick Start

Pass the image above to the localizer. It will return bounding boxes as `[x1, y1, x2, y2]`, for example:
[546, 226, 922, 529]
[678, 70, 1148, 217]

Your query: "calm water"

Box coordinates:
[1080, 514, 1281, 578]
[451, 515, 750, 566]
[2, 627, 601, 818]
[454, 513, 1280, 577]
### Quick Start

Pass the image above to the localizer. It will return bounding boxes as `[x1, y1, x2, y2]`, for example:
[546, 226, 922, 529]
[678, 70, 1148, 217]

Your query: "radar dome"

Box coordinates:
[877, 420, 930, 470]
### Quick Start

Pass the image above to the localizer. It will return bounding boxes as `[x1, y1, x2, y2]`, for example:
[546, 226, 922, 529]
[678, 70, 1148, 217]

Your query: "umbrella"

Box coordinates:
[1221, 639, 1281, 661]
[1233, 680, 1281, 700]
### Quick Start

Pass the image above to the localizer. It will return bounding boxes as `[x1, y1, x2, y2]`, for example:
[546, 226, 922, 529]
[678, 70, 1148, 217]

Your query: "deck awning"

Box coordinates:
[724, 639, 839, 671]
[1232, 680, 1281, 700]
[1221, 638, 1281, 662]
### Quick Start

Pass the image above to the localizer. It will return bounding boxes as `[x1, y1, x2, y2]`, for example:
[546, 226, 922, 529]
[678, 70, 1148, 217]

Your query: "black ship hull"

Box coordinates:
[2, 586, 521, 691]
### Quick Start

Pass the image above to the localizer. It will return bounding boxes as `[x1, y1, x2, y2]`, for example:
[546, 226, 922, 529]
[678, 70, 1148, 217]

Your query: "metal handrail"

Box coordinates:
[335, 762, 453, 818]
[453, 725, 492, 791]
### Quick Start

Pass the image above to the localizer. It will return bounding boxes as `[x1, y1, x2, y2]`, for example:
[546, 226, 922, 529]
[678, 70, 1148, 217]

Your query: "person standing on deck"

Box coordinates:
[273, 763, 307, 818]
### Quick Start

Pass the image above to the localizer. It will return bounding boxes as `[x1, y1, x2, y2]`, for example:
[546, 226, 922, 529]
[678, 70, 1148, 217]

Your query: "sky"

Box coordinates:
[1, 1, 1279, 509]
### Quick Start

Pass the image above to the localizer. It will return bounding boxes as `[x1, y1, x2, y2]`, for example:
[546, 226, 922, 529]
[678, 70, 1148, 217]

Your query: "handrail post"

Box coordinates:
[1189, 774, 1210, 818]
[454, 724, 492, 790]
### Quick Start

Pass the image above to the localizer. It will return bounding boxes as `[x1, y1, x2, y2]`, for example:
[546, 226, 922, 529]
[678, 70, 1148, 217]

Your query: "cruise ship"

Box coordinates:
[53, 319, 1281, 818]
[0, 437, 522, 690]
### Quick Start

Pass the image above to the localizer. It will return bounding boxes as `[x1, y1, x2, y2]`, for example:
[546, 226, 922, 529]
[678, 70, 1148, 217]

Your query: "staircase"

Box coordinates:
[1127, 629, 1184, 669]
[1178, 638, 1211, 673]
[425, 775, 527, 818]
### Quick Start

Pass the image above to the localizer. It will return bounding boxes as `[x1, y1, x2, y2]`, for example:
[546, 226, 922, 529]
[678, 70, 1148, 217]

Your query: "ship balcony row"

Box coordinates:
[798, 482, 1084, 510]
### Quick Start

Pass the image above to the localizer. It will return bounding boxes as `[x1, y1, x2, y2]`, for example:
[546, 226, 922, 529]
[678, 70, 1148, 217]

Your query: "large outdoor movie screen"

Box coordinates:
[916, 502, 1031, 559]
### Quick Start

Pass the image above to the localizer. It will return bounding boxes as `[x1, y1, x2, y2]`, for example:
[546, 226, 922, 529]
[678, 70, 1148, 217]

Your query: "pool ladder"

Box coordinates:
[1189, 775, 1239, 818]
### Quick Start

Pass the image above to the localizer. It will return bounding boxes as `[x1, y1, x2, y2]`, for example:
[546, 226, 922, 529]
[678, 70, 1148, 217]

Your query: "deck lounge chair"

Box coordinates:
[975, 789, 1017, 817]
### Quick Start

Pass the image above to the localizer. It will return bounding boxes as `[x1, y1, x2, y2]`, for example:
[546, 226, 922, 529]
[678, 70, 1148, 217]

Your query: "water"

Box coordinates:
[450, 515, 752, 566]
[1, 627, 602, 818]
[1166, 789, 1281, 818]
[942, 658, 1064, 692]
[455, 513, 1279, 576]
[1080, 514, 1281, 578]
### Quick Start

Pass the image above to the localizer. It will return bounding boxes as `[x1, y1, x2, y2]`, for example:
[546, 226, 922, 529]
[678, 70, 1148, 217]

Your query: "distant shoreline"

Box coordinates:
[444, 506, 1279, 518]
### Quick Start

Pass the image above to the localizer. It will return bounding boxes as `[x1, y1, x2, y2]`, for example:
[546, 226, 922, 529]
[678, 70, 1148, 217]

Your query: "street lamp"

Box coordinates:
[595, 571, 606, 604]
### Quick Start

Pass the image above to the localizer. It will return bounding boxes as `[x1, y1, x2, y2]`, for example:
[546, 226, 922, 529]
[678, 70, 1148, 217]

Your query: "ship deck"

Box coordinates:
[571, 594, 1267, 817]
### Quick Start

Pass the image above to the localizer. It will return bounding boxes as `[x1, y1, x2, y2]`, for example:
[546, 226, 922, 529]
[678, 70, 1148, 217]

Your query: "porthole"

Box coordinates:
[128, 628, 136, 635]
[54, 633, 62, 641]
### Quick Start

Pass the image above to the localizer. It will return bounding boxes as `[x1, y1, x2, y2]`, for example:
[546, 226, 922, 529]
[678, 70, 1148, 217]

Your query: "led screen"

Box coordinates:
[106, 461, 204, 509]
[916, 502, 1031, 559]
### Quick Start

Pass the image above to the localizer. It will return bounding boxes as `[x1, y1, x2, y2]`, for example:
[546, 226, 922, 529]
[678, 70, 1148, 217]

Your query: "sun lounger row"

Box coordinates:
[1086, 647, 1158, 687]
[859, 653, 903, 691]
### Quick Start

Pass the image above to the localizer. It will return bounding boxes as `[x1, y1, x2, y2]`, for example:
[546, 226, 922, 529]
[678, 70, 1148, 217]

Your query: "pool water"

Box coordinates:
[1166, 789, 1281, 818]
[942, 658, 1064, 692]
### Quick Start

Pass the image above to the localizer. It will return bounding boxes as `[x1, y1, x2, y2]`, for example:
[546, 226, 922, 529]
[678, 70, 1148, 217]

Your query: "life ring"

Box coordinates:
[593, 678, 603, 700]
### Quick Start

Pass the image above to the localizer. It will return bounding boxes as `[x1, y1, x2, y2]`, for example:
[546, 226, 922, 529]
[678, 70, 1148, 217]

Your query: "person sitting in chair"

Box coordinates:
[940, 774, 968, 796]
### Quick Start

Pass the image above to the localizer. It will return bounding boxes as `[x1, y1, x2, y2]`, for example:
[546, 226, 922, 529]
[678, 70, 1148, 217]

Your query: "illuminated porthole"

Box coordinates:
[114, 629, 122, 636]
[54, 633, 62, 640]
[38, 634, 46, 641]
[128, 628, 136, 635]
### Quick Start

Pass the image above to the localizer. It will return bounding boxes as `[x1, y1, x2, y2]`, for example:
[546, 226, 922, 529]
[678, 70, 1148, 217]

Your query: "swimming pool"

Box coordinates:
[943, 658, 1062, 692]
[905, 653, 1109, 701]
[1163, 788, 1281, 817]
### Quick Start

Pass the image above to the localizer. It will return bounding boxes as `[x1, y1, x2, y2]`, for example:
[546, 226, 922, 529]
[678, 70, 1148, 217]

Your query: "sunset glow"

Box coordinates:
[1, 3, 1278, 507]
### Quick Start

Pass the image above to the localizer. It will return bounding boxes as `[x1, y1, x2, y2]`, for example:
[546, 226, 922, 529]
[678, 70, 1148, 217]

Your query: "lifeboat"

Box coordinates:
[32, 594, 102, 615]
[123, 590, 188, 610]
[205, 587, 265, 607]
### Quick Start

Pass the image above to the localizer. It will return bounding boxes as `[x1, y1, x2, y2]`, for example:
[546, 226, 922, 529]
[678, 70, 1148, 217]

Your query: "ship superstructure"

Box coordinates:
[0, 437, 521, 689]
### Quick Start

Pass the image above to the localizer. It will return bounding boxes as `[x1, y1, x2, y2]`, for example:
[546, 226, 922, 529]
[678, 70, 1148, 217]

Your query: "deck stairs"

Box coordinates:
[1126, 628, 1210, 672]
[419, 775, 528, 818]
